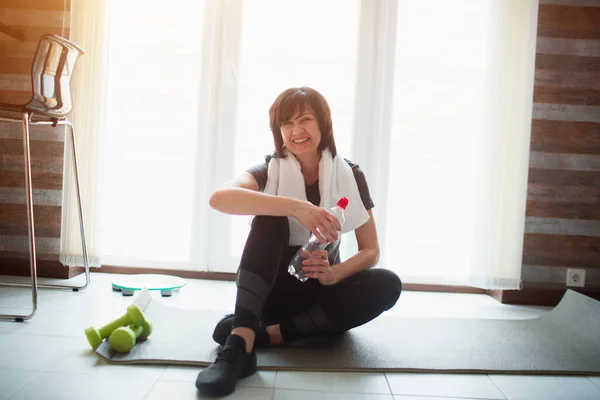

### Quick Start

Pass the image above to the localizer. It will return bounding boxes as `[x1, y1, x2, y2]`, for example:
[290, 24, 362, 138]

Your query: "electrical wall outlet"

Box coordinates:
[566, 268, 586, 287]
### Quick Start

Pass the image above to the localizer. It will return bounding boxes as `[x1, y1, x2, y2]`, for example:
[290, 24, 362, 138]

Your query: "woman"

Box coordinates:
[196, 87, 402, 397]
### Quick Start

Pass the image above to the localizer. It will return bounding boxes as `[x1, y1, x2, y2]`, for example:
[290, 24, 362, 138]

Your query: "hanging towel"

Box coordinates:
[263, 149, 370, 246]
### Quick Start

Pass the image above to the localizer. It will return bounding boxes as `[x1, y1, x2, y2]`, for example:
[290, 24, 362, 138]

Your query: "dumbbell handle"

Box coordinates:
[98, 314, 136, 338]
[129, 324, 143, 338]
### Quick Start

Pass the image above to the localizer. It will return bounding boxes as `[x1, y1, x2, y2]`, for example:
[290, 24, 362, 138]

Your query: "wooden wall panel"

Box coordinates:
[531, 120, 600, 154]
[0, 0, 67, 10]
[533, 86, 600, 106]
[526, 200, 600, 220]
[523, 234, 600, 267]
[0, 1, 70, 272]
[534, 54, 600, 71]
[537, 5, 600, 40]
[523, 1, 600, 289]
[0, 204, 61, 237]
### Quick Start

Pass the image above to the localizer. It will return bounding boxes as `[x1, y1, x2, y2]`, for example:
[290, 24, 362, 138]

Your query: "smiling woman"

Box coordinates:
[197, 84, 399, 397]
[269, 87, 336, 160]
[281, 110, 322, 176]
[280, 112, 321, 154]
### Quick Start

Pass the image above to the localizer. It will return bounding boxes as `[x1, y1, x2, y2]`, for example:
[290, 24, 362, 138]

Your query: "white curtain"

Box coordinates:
[97, 0, 208, 269]
[60, 0, 108, 267]
[467, 0, 539, 289]
[377, 0, 538, 289]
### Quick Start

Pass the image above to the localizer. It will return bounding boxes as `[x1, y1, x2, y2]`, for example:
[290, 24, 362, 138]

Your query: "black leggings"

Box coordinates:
[232, 216, 402, 343]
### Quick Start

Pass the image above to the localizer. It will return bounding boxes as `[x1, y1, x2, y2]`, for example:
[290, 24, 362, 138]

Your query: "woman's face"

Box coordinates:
[280, 106, 322, 157]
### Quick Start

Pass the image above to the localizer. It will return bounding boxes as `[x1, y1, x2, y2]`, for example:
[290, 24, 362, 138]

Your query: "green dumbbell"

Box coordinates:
[84, 304, 147, 350]
[109, 320, 153, 353]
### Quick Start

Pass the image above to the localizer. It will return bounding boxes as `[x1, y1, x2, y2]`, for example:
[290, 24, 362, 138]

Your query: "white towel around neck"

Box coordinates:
[262, 149, 370, 246]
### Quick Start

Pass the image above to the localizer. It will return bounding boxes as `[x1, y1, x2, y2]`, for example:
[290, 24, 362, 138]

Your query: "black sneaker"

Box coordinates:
[195, 334, 257, 397]
[212, 314, 271, 348]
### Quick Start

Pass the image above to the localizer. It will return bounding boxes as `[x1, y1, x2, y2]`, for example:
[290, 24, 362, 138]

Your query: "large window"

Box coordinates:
[100, 0, 205, 268]
[385, 0, 491, 284]
[98, 0, 537, 288]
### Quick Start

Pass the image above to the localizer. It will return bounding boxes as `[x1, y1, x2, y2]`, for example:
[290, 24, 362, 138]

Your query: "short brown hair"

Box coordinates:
[269, 86, 337, 158]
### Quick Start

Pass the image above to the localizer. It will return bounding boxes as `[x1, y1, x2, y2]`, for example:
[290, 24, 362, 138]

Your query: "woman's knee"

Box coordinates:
[247, 216, 289, 244]
[368, 268, 402, 309]
[239, 216, 290, 270]
[251, 215, 289, 231]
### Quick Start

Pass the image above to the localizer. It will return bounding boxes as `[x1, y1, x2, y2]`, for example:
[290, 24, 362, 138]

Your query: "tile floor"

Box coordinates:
[0, 272, 599, 400]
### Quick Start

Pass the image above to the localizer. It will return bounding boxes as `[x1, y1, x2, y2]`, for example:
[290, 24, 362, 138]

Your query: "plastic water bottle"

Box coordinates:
[288, 197, 348, 282]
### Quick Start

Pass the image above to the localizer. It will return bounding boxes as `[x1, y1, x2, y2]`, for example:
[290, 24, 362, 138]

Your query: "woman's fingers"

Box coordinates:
[302, 266, 328, 275]
[302, 252, 327, 264]
[301, 252, 334, 286]
[321, 209, 341, 233]
[323, 219, 339, 242]
[302, 252, 329, 277]
[327, 212, 342, 232]
[297, 203, 341, 244]
[312, 226, 328, 244]
[316, 224, 336, 244]
[302, 262, 332, 285]
[311, 250, 328, 259]
[315, 213, 339, 243]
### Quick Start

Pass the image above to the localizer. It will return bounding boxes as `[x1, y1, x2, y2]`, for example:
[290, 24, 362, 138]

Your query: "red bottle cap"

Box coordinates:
[336, 197, 349, 209]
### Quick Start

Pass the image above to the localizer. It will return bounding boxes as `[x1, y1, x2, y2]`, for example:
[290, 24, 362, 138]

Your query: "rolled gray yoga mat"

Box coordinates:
[96, 289, 600, 375]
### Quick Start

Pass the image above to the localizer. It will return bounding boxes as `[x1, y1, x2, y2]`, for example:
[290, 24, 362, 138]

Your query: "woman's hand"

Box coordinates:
[302, 250, 337, 286]
[292, 201, 341, 244]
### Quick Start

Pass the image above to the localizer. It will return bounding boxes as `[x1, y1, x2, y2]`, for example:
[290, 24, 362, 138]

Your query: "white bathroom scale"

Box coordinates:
[111, 274, 187, 297]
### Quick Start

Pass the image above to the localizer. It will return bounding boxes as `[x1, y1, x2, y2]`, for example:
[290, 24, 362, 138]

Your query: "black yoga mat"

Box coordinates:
[96, 289, 600, 375]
